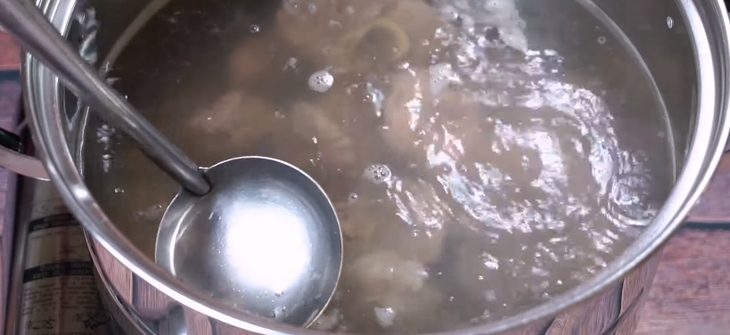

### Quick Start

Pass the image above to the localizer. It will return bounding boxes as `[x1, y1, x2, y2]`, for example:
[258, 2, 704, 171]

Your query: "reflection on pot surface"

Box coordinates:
[82, 0, 673, 332]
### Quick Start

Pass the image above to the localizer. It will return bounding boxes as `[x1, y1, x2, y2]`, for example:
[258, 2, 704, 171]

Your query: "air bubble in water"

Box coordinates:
[666, 16, 674, 29]
[283, 57, 298, 71]
[374, 307, 395, 328]
[485, 0, 503, 10]
[101, 153, 113, 173]
[274, 108, 285, 119]
[114, 187, 124, 194]
[273, 306, 287, 319]
[429, 63, 460, 95]
[308, 70, 334, 93]
[105, 77, 120, 86]
[439, 5, 459, 22]
[283, 0, 300, 14]
[249, 24, 261, 34]
[96, 124, 115, 146]
[364, 164, 392, 184]
[597, 36, 607, 45]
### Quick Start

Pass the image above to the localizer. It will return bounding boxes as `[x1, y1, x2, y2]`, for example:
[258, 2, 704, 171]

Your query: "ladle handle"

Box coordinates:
[0, 0, 210, 195]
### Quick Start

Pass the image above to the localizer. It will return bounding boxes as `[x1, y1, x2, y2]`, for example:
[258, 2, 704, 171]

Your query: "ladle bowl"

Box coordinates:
[156, 156, 342, 326]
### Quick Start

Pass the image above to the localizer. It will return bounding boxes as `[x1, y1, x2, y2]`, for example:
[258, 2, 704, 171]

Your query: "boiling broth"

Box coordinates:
[82, 0, 674, 332]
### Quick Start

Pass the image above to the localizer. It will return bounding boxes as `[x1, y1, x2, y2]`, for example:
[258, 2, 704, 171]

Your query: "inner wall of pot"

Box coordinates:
[71, 0, 690, 332]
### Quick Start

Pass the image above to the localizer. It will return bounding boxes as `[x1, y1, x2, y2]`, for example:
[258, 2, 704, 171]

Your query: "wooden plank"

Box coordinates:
[635, 228, 730, 335]
[0, 34, 20, 72]
[687, 153, 730, 223]
[544, 284, 621, 335]
[611, 249, 662, 335]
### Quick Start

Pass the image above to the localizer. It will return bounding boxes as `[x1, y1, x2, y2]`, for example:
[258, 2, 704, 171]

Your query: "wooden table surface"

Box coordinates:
[2, 34, 730, 335]
[0, 34, 20, 72]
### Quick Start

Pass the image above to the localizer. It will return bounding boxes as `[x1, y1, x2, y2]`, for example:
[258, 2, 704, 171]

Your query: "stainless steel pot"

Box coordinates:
[6, 0, 730, 334]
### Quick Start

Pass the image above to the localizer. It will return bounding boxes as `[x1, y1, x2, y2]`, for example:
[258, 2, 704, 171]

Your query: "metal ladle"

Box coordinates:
[0, 0, 342, 326]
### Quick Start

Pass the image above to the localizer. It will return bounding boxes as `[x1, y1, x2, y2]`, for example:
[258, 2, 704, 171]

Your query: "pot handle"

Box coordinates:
[0, 127, 49, 180]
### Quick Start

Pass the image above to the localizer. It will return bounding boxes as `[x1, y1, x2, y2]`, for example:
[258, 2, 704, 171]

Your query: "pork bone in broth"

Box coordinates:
[83, 0, 673, 332]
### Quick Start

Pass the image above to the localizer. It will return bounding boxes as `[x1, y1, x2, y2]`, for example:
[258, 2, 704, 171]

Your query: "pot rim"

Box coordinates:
[22, 0, 730, 334]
